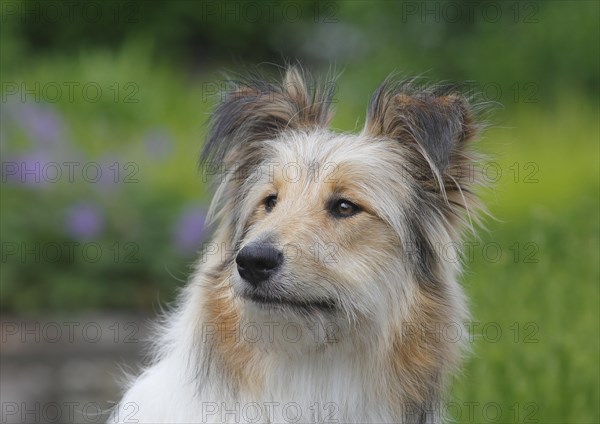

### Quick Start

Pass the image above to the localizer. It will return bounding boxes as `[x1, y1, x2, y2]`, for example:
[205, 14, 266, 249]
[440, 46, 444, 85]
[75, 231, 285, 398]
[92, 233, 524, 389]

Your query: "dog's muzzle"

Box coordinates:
[235, 242, 283, 287]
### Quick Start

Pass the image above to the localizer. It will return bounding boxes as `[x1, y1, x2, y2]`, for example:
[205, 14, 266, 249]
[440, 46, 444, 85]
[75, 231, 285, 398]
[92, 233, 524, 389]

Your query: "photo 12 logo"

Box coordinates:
[1, 401, 120, 424]
[197, 1, 339, 24]
[1, 81, 140, 103]
[1, 1, 140, 24]
[399, 1, 540, 24]
[1, 241, 140, 264]
[1, 320, 140, 345]
[1, 161, 140, 185]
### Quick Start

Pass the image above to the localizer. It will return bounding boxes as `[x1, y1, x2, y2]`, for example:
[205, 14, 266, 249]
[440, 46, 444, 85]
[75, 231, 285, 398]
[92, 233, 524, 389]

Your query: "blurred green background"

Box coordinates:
[1, 0, 598, 423]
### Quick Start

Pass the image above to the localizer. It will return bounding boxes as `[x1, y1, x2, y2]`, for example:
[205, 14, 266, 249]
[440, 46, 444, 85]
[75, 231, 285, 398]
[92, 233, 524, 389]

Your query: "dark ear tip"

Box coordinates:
[201, 66, 337, 171]
[429, 93, 475, 143]
[448, 95, 476, 142]
[401, 92, 476, 139]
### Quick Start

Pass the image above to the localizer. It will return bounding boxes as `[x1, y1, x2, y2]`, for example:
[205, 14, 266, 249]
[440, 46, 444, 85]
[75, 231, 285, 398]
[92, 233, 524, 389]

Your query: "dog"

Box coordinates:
[110, 67, 486, 424]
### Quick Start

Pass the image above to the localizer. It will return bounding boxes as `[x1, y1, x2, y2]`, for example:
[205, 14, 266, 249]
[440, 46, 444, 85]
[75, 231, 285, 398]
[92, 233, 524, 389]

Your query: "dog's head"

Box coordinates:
[200, 67, 484, 349]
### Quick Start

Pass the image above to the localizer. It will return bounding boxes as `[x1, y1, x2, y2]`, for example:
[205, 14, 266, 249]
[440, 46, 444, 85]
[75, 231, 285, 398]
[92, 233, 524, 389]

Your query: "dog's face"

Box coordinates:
[230, 132, 412, 330]
[202, 68, 482, 347]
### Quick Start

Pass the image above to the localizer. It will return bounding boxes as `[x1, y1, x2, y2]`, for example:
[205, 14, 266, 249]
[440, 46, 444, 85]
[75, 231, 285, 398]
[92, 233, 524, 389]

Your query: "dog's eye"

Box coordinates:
[330, 199, 361, 218]
[264, 195, 277, 212]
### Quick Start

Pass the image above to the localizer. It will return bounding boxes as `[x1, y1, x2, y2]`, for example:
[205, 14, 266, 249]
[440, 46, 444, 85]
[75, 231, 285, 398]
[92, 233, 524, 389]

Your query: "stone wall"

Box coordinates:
[1, 315, 150, 424]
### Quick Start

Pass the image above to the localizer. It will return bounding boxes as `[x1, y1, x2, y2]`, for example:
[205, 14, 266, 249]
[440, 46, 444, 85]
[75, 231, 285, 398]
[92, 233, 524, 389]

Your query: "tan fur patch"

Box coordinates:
[203, 276, 263, 395]
[386, 287, 463, 415]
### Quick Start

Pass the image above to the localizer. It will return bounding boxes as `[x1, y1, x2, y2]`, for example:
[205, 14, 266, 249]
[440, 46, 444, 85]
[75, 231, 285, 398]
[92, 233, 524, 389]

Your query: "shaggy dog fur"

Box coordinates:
[110, 67, 486, 424]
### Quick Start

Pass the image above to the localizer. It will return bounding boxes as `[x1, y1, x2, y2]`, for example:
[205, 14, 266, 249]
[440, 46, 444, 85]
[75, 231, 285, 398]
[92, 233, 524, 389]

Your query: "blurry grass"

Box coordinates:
[1, 45, 598, 422]
[451, 194, 599, 423]
[448, 95, 599, 422]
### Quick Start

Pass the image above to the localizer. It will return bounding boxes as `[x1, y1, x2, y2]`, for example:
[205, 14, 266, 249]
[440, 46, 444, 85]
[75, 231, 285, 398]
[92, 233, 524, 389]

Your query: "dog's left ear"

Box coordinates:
[364, 80, 478, 180]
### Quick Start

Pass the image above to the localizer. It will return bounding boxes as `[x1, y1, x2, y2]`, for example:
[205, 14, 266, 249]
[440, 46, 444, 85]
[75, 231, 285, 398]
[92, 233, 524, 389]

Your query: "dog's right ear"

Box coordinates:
[201, 67, 335, 170]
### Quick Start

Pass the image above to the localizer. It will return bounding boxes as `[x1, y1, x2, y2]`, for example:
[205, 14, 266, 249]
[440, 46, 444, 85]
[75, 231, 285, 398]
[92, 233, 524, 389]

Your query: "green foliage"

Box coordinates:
[1, 43, 213, 311]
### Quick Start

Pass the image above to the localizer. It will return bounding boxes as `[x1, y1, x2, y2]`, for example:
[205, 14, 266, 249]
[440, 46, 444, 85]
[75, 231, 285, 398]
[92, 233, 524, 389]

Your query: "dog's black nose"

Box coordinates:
[236, 243, 283, 286]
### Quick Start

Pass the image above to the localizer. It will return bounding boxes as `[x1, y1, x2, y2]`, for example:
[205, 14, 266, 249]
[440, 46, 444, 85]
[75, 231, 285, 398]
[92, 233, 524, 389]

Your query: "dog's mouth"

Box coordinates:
[242, 293, 336, 312]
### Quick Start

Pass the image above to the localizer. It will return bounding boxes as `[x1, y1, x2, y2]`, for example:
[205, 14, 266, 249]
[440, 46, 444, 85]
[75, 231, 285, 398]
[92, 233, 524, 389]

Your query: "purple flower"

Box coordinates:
[15, 103, 65, 148]
[143, 128, 173, 160]
[172, 206, 207, 254]
[92, 154, 125, 193]
[65, 202, 105, 240]
[3, 150, 53, 189]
